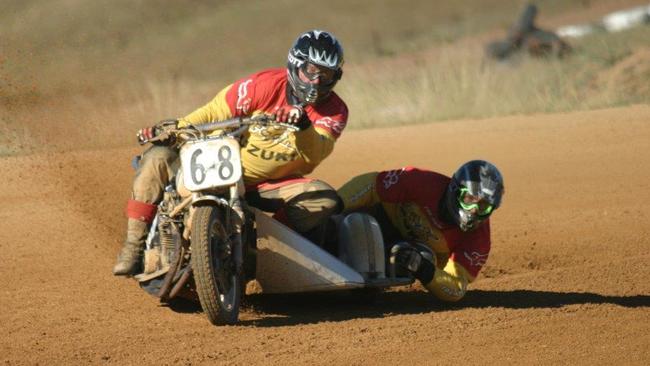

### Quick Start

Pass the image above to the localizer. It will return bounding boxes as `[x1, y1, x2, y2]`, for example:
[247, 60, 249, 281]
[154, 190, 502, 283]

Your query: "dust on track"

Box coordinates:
[1, 104, 649, 365]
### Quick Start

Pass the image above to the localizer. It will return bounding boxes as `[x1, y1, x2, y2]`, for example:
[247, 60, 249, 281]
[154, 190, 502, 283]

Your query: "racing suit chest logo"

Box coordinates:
[245, 125, 298, 162]
[246, 144, 298, 162]
[464, 251, 489, 267]
[236, 79, 253, 114]
[399, 203, 439, 243]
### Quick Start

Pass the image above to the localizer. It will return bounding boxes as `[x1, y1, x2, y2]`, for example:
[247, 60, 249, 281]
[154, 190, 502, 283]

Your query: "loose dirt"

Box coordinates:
[1, 104, 649, 365]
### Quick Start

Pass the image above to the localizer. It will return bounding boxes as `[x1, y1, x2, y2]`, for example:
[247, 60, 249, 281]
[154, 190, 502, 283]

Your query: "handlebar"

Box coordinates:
[193, 114, 270, 132]
[139, 114, 299, 145]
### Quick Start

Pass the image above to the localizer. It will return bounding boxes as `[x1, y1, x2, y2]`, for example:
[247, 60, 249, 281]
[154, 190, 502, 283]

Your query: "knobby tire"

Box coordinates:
[191, 206, 241, 325]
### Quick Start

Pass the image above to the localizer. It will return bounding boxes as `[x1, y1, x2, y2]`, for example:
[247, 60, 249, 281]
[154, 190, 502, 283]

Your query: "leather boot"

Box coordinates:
[112, 218, 149, 276]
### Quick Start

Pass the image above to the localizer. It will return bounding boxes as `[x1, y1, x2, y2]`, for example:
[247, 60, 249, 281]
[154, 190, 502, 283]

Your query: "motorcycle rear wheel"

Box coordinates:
[192, 205, 241, 325]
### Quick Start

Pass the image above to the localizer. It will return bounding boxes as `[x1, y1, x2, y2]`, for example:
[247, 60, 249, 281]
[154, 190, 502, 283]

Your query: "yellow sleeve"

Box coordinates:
[423, 259, 472, 302]
[337, 172, 381, 213]
[293, 126, 336, 172]
[177, 85, 234, 127]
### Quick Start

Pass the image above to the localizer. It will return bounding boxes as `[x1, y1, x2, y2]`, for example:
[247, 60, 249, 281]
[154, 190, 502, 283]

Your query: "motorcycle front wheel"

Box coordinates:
[191, 205, 241, 325]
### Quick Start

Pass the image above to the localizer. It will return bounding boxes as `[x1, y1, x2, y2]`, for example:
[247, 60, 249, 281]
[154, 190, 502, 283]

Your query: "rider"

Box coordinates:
[113, 30, 348, 275]
[336, 161, 504, 302]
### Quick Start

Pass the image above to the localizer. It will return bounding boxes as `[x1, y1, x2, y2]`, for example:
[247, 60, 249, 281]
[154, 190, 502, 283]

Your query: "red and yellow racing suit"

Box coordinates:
[129, 68, 348, 234]
[337, 167, 491, 302]
[178, 68, 348, 185]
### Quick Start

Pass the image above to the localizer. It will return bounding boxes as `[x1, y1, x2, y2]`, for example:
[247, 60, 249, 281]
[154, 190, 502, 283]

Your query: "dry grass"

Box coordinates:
[1, 0, 618, 97]
[1, 0, 649, 156]
[339, 25, 650, 128]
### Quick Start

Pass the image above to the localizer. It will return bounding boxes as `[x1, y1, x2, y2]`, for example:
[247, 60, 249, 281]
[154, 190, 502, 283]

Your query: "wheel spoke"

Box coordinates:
[191, 206, 241, 325]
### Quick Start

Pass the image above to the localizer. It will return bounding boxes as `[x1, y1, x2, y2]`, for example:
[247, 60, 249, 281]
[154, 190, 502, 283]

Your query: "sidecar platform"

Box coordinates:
[253, 209, 413, 294]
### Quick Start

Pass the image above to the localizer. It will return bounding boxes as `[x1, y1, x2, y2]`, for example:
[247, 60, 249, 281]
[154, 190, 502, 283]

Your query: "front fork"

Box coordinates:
[229, 180, 246, 270]
[184, 179, 246, 269]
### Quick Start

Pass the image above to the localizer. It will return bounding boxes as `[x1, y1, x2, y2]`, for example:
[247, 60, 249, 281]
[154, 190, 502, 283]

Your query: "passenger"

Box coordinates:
[337, 161, 504, 302]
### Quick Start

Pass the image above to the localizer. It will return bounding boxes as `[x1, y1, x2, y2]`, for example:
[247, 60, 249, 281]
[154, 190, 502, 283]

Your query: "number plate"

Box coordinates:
[180, 138, 242, 191]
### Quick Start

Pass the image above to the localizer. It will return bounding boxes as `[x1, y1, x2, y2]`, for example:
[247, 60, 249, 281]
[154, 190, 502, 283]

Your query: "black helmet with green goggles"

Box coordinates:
[444, 160, 504, 232]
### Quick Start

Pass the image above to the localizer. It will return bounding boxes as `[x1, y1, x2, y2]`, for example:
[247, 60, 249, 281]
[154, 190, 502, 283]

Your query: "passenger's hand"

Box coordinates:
[390, 242, 435, 284]
[272, 105, 304, 124]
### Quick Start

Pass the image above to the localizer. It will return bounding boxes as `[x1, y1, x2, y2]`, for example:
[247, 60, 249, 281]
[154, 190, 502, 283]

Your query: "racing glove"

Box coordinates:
[390, 242, 435, 284]
[137, 120, 178, 145]
[272, 105, 310, 130]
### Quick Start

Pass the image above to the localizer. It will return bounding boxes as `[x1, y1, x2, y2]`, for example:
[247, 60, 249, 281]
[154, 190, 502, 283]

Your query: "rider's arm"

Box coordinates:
[423, 261, 472, 302]
[177, 85, 235, 127]
[293, 126, 336, 171]
[424, 224, 491, 302]
[337, 172, 381, 212]
[294, 99, 348, 171]
[177, 71, 265, 127]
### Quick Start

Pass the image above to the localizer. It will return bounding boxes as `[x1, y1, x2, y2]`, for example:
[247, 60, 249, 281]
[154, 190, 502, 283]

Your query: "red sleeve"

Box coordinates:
[447, 222, 491, 278]
[224, 76, 257, 117]
[375, 167, 446, 205]
[309, 92, 348, 139]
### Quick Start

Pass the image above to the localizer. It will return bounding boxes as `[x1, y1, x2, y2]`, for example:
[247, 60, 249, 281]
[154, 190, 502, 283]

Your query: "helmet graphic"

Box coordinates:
[445, 160, 504, 232]
[287, 30, 344, 105]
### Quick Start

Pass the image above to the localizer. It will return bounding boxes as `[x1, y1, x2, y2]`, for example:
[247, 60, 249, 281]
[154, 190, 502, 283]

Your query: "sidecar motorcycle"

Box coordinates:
[132, 115, 413, 325]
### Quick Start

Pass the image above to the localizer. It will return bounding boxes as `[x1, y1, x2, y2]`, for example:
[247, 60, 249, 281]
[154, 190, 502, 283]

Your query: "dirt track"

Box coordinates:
[1, 105, 649, 365]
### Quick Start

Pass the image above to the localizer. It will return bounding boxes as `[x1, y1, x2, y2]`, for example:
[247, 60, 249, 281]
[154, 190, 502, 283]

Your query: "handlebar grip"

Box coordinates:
[137, 126, 172, 146]
[136, 131, 150, 145]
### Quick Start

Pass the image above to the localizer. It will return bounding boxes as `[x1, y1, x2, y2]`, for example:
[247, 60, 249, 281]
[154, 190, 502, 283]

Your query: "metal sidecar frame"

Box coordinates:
[253, 209, 413, 294]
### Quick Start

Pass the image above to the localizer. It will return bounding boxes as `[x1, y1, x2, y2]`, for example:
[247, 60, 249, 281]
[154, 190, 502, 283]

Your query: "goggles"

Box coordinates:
[299, 62, 337, 84]
[458, 187, 494, 217]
